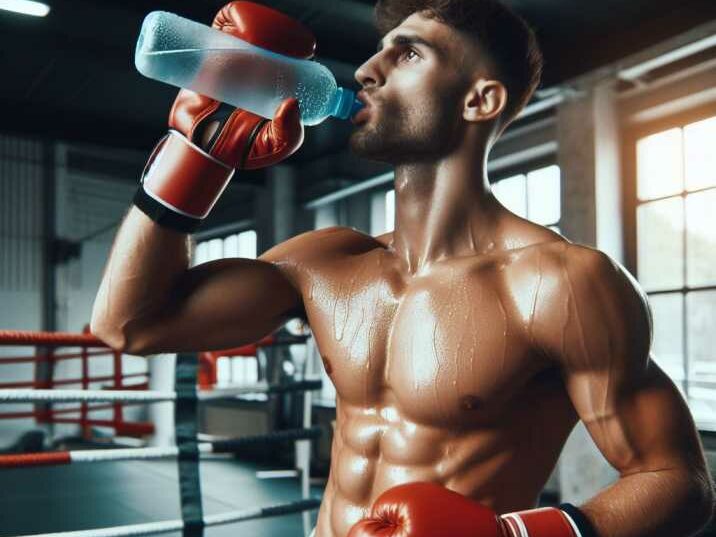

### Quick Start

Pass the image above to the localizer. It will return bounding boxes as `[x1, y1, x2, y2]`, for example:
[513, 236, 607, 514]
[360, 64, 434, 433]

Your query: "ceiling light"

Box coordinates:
[0, 0, 50, 17]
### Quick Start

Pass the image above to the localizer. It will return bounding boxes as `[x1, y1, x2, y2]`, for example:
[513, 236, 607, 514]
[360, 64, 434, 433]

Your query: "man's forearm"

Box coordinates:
[578, 467, 714, 537]
[91, 206, 191, 349]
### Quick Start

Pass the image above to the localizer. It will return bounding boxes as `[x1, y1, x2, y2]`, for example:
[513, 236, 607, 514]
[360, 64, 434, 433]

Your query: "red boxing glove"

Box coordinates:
[348, 482, 581, 537]
[134, 1, 315, 232]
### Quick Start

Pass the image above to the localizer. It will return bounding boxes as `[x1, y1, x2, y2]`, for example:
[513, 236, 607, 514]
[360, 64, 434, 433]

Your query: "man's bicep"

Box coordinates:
[566, 356, 707, 475]
[144, 227, 348, 352]
[129, 257, 302, 354]
[537, 246, 704, 475]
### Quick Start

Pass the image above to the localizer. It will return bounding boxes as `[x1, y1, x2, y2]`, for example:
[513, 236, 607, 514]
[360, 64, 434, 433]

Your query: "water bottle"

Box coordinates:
[134, 11, 364, 126]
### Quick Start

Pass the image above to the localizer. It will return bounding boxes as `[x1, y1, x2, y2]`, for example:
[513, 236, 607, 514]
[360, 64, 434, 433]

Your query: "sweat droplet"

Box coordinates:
[461, 395, 481, 411]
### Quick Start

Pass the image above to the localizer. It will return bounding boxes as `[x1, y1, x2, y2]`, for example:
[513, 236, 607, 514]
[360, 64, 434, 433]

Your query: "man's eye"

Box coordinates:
[401, 48, 419, 62]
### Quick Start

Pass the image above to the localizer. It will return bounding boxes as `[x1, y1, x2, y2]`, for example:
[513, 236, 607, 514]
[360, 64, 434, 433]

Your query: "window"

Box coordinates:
[216, 355, 259, 387]
[634, 115, 716, 430]
[193, 229, 258, 386]
[492, 164, 562, 233]
[379, 165, 561, 237]
[384, 189, 395, 233]
[193, 230, 257, 265]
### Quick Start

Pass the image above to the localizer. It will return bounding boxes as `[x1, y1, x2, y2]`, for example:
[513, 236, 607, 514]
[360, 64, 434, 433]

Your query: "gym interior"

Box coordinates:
[0, 0, 715, 536]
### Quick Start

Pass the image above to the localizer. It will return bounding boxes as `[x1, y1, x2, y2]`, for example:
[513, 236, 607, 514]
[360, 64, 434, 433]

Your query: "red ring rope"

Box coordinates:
[0, 330, 110, 348]
[0, 451, 71, 468]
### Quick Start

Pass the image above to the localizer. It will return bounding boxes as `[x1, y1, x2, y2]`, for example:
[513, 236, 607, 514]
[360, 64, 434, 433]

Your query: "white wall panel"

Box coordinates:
[0, 134, 44, 442]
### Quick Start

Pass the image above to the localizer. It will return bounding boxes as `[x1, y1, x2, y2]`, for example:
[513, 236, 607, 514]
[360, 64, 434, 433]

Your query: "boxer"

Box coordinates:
[92, 1, 715, 536]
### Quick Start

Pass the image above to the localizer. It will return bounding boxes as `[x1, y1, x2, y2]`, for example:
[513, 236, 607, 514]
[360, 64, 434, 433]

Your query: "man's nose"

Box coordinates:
[354, 53, 385, 88]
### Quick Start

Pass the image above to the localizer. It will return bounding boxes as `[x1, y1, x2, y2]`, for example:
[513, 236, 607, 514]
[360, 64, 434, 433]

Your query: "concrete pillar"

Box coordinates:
[315, 204, 338, 229]
[557, 82, 625, 260]
[252, 165, 300, 434]
[555, 81, 624, 504]
[148, 354, 176, 447]
[593, 83, 625, 262]
[271, 165, 296, 245]
[557, 91, 597, 247]
[255, 165, 297, 254]
[370, 189, 387, 235]
[346, 191, 371, 233]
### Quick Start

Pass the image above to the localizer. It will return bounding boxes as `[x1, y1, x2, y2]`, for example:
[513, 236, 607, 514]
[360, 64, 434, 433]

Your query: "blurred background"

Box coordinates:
[0, 0, 715, 535]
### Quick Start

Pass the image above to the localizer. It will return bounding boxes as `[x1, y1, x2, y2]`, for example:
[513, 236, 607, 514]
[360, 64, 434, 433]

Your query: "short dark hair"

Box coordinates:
[374, 0, 543, 129]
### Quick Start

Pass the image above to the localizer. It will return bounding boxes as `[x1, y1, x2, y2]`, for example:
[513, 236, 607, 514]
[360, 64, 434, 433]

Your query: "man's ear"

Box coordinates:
[463, 79, 507, 123]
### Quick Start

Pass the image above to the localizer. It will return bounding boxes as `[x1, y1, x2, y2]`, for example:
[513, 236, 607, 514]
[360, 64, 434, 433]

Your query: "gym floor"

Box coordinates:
[0, 456, 321, 537]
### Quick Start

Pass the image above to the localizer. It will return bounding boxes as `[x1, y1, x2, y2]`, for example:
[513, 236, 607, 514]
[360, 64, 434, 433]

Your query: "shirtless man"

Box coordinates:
[91, 1, 715, 536]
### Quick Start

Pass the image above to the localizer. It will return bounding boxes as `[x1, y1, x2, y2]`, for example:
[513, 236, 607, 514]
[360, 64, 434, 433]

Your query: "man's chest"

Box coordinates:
[303, 249, 553, 426]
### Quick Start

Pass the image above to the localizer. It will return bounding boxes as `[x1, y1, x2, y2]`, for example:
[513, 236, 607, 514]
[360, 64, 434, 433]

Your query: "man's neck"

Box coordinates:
[390, 151, 501, 275]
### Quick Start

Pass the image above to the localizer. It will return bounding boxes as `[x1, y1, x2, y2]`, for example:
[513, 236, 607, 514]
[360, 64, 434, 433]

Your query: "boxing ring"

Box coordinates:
[0, 330, 153, 439]
[0, 329, 323, 537]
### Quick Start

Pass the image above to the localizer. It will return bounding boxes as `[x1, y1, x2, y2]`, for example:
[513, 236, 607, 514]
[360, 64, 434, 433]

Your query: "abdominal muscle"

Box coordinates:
[313, 366, 579, 537]
[314, 393, 576, 537]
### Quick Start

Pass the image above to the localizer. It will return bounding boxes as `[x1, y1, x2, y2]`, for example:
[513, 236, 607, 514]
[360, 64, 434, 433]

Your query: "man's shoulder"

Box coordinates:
[260, 226, 385, 266]
[531, 240, 651, 338]
[542, 241, 635, 289]
[534, 242, 654, 377]
[523, 239, 636, 296]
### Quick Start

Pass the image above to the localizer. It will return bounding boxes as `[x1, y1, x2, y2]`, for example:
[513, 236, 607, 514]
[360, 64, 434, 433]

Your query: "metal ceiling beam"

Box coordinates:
[267, 0, 375, 35]
[263, 0, 379, 64]
[303, 138, 560, 210]
[563, 13, 716, 90]
[304, 171, 393, 209]
[618, 32, 716, 81]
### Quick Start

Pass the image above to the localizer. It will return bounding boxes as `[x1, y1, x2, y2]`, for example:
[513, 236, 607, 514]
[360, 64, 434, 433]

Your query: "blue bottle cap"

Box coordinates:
[332, 87, 364, 120]
[349, 97, 365, 118]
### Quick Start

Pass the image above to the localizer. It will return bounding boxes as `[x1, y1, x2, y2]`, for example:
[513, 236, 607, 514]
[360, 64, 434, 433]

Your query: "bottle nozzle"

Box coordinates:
[349, 97, 365, 118]
[332, 87, 364, 120]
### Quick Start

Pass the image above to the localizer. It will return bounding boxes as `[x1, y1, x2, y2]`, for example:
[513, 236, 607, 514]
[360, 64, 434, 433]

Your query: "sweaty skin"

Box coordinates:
[269, 222, 581, 536]
[266, 220, 710, 537]
[92, 9, 714, 537]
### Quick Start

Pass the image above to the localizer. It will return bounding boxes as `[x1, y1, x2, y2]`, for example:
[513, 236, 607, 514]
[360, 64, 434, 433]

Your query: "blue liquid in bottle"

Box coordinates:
[135, 11, 363, 126]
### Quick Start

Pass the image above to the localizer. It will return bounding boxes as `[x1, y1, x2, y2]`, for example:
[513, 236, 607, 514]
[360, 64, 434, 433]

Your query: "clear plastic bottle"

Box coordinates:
[135, 11, 363, 126]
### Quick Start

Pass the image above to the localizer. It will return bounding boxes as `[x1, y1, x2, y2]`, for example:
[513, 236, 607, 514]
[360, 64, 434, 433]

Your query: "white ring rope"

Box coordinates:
[18, 499, 321, 537]
[0, 427, 322, 468]
[70, 445, 212, 463]
[0, 389, 176, 403]
[0, 379, 322, 404]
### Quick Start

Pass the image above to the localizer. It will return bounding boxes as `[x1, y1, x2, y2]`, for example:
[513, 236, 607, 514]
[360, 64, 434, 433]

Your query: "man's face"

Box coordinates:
[349, 12, 474, 164]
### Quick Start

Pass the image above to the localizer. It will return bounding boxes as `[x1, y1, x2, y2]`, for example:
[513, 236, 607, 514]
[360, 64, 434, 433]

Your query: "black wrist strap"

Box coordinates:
[133, 186, 203, 234]
[559, 503, 599, 537]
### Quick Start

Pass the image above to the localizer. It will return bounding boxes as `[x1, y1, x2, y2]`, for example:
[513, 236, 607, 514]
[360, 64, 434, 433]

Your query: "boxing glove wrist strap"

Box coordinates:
[500, 504, 597, 537]
[559, 503, 599, 537]
[133, 130, 235, 233]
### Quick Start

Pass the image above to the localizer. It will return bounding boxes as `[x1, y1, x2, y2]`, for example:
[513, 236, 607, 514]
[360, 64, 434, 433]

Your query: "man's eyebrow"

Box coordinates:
[377, 34, 440, 54]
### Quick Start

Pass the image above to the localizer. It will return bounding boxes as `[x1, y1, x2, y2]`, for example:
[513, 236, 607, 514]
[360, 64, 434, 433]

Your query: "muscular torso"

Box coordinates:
[291, 225, 581, 537]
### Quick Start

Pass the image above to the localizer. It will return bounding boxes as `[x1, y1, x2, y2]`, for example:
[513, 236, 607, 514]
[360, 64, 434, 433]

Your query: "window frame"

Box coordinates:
[490, 154, 557, 186]
[623, 103, 716, 432]
[193, 228, 258, 266]
[490, 156, 562, 231]
[622, 102, 716, 276]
